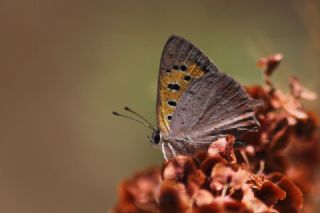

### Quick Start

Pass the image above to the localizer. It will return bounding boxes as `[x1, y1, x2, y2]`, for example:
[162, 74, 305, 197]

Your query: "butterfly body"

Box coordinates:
[151, 35, 262, 160]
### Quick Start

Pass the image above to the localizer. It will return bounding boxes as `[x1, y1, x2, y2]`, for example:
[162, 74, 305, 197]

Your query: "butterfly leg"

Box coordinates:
[162, 143, 168, 160]
[168, 143, 177, 157]
[161, 142, 177, 160]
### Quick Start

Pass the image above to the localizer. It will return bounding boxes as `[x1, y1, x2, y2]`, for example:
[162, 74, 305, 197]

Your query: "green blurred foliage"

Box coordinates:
[0, 0, 319, 212]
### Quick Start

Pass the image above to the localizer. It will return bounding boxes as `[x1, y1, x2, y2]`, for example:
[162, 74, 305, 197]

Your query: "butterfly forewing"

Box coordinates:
[156, 35, 218, 136]
[157, 35, 261, 143]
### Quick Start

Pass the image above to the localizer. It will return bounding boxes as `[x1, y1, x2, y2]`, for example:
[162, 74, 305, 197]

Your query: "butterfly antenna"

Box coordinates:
[112, 111, 155, 131]
[124, 106, 156, 130]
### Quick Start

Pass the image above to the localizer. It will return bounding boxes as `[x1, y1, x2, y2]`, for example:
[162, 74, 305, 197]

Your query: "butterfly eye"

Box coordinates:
[152, 131, 161, 144]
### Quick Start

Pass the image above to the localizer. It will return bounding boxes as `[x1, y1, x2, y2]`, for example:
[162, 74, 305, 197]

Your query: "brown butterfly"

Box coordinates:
[114, 35, 262, 160]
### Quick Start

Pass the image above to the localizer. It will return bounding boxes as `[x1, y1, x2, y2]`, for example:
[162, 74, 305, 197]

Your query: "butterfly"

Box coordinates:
[150, 35, 262, 160]
[114, 35, 262, 160]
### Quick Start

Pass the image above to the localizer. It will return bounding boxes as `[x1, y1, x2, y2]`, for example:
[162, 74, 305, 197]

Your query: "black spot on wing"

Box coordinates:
[184, 75, 191, 81]
[168, 101, 177, 106]
[180, 64, 187, 71]
[168, 83, 180, 91]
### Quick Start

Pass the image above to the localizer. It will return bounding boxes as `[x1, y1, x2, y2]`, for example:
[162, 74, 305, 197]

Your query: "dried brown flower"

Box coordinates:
[257, 53, 283, 87]
[112, 167, 161, 213]
[112, 54, 318, 213]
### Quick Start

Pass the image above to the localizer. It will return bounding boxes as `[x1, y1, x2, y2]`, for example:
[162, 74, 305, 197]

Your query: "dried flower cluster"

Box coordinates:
[112, 54, 318, 213]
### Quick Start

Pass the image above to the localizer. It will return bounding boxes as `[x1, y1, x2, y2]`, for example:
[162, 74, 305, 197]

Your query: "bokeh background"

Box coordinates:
[0, 0, 319, 212]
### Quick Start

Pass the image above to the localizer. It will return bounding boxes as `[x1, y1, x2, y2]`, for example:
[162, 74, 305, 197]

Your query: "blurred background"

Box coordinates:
[0, 0, 319, 212]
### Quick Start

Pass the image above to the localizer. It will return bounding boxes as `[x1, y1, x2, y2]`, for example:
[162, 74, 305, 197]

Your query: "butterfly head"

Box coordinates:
[150, 129, 162, 146]
[113, 106, 163, 147]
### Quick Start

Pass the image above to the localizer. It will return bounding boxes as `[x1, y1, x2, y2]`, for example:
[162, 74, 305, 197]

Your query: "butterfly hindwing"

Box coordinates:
[170, 70, 262, 140]
[156, 35, 219, 136]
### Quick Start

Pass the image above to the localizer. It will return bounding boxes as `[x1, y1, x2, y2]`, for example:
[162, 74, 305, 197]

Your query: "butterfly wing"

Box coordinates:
[156, 35, 218, 137]
[170, 70, 262, 141]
